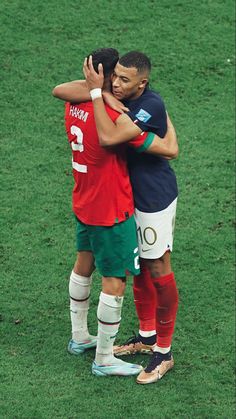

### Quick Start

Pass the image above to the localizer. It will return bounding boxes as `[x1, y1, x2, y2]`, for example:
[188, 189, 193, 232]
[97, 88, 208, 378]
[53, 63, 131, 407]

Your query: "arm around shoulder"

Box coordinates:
[52, 80, 90, 102]
[164, 113, 179, 159]
[145, 114, 179, 159]
[93, 99, 142, 146]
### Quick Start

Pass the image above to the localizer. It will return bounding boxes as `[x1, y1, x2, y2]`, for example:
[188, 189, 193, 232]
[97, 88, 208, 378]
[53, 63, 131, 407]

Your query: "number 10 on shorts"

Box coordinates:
[137, 226, 157, 246]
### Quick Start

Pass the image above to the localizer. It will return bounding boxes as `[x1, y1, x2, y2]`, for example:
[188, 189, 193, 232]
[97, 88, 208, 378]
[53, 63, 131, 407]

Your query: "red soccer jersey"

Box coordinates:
[65, 101, 147, 226]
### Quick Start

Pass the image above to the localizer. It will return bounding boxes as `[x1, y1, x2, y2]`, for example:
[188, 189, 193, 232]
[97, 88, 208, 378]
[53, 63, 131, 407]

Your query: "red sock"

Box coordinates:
[152, 272, 178, 348]
[133, 260, 156, 331]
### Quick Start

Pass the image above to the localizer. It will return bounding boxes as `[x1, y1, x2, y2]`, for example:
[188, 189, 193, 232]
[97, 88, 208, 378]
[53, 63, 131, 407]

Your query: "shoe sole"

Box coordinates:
[137, 372, 163, 384]
[68, 341, 97, 355]
[92, 369, 142, 377]
[68, 347, 84, 355]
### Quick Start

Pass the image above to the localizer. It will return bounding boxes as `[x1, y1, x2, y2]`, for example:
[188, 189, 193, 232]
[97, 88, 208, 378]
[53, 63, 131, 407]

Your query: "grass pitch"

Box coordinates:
[0, 0, 235, 418]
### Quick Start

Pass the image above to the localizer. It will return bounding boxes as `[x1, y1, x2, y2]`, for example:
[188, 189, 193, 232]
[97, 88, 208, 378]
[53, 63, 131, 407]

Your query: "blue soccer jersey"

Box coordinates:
[124, 88, 178, 212]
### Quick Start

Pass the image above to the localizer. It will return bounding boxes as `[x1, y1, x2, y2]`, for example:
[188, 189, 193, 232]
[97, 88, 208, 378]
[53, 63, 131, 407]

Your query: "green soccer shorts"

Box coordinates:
[75, 216, 140, 277]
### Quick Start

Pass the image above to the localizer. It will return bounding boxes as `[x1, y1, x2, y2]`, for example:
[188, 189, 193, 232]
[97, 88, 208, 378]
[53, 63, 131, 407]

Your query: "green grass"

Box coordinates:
[0, 0, 235, 418]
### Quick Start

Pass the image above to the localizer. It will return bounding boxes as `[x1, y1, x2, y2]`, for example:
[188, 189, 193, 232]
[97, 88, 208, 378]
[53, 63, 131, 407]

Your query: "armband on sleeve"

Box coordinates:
[129, 132, 155, 153]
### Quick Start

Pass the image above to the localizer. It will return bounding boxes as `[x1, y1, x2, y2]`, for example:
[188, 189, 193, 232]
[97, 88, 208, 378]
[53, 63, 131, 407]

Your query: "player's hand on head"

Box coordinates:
[83, 55, 104, 90]
[103, 91, 129, 114]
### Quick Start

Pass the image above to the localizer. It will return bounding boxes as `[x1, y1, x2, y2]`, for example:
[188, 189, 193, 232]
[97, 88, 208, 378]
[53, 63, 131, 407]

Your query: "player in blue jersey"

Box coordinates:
[83, 51, 179, 385]
[53, 51, 179, 384]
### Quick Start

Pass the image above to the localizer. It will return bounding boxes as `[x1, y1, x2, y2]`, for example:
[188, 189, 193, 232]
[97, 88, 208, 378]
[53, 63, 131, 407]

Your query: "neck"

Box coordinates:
[102, 78, 112, 92]
[129, 87, 146, 101]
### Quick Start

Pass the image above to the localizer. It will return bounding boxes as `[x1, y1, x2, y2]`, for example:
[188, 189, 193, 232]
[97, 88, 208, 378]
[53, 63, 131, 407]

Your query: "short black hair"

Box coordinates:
[119, 51, 151, 74]
[87, 48, 119, 78]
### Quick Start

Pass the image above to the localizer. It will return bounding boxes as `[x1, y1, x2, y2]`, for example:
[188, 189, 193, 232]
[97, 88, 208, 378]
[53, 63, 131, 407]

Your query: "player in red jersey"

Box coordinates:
[56, 52, 179, 384]
[63, 48, 143, 377]
[65, 100, 147, 226]
[54, 48, 176, 377]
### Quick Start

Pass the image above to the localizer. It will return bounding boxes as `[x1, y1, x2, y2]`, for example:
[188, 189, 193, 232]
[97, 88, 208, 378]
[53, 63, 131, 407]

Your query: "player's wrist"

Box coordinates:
[90, 88, 102, 101]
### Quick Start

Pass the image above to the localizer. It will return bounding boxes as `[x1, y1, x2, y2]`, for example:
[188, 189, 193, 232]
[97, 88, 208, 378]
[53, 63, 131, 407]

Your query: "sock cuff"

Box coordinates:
[100, 292, 124, 308]
[154, 345, 171, 354]
[153, 272, 175, 287]
[70, 270, 92, 286]
[139, 329, 156, 338]
[70, 294, 90, 303]
[97, 317, 121, 326]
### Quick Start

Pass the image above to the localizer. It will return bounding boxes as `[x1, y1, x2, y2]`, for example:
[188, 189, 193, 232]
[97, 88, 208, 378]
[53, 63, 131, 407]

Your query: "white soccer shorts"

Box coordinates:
[135, 198, 177, 259]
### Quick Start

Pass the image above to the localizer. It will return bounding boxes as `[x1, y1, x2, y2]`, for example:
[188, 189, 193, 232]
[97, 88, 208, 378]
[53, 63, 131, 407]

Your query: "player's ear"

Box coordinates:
[139, 78, 148, 89]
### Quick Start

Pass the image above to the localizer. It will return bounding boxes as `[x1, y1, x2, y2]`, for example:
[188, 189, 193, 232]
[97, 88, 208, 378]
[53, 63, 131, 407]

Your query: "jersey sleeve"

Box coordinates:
[128, 132, 155, 153]
[105, 105, 120, 123]
[126, 97, 167, 137]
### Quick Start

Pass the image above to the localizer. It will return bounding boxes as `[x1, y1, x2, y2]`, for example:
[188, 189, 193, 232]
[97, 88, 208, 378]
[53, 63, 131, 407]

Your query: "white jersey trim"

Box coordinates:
[72, 160, 87, 173]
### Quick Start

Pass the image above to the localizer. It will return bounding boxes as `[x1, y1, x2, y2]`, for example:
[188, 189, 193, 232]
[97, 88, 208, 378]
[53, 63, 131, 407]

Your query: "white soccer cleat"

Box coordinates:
[68, 336, 97, 355]
[92, 359, 143, 377]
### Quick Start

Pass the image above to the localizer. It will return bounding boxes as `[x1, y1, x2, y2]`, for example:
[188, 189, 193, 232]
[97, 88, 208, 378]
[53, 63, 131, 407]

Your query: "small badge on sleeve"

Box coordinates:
[135, 108, 151, 123]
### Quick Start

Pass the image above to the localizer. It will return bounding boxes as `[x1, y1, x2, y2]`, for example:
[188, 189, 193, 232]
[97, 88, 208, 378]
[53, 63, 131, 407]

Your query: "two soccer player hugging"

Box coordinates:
[52, 48, 179, 384]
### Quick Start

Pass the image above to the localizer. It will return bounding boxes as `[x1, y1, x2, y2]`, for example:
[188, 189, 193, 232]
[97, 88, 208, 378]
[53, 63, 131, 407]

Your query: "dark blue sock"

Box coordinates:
[138, 334, 156, 345]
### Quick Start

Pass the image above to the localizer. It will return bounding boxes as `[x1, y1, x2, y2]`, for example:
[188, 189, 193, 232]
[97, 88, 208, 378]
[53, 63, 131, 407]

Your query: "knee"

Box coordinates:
[73, 252, 95, 277]
[102, 277, 126, 296]
[145, 252, 172, 278]
[145, 259, 164, 278]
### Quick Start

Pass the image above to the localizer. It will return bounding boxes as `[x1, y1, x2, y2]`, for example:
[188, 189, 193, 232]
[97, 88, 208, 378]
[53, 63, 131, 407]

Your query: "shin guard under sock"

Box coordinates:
[133, 260, 156, 332]
[69, 270, 92, 342]
[96, 292, 123, 365]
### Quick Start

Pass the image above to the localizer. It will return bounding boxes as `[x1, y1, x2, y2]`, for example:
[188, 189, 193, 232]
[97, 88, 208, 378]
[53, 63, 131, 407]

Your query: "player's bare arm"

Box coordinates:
[52, 77, 128, 113]
[52, 80, 89, 102]
[84, 57, 178, 158]
[102, 91, 129, 113]
[146, 114, 179, 159]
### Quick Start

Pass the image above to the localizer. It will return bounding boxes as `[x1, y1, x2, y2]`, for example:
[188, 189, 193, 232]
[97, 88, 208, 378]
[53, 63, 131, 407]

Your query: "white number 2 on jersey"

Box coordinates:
[70, 125, 87, 173]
